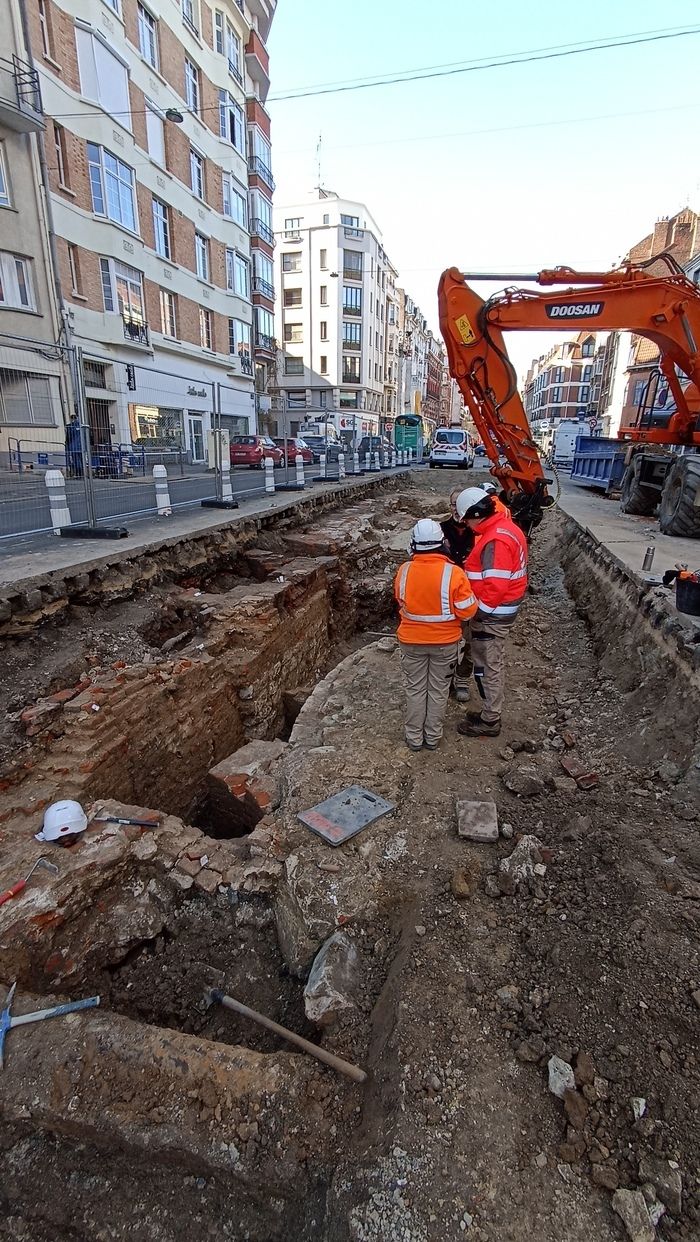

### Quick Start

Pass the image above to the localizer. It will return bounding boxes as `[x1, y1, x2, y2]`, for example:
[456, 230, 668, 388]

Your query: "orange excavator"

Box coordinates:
[438, 256, 700, 536]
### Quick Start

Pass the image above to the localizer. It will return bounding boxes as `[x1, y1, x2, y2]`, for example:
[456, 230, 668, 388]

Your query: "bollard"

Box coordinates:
[221, 455, 234, 504]
[373, 450, 380, 472]
[365, 451, 371, 472]
[408, 448, 413, 465]
[391, 448, 397, 468]
[264, 456, 275, 494]
[295, 452, 305, 488]
[353, 450, 361, 475]
[338, 451, 346, 479]
[400, 449, 406, 466]
[153, 464, 172, 516]
[45, 468, 71, 533]
[380, 448, 386, 469]
[319, 452, 327, 479]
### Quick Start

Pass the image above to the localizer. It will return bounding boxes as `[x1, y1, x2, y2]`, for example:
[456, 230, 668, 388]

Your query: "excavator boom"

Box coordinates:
[438, 258, 700, 530]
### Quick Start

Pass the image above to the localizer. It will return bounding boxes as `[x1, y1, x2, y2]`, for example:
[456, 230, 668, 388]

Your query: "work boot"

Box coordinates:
[458, 716, 501, 738]
[464, 710, 484, 724]
[424, 738, 440, 751]
[405, 738, 423, 752]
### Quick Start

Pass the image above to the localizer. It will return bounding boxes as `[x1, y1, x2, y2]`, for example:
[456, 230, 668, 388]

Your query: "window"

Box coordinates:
[343, 356, 361, 382]
[255, 305, 274, 344]
[87, 143, 136, 231]
[583, 364, 593, 382]
[226, 249, 249, 298]
[284, 323, 303, 343]
[0, 148, 9, 208]
[195, 232, 209, 281]
[138, 4, 158, 68]
[284, 288, 302, 308]
[254, 251, 274, 294]
[552, 366, 564, 384]
[38, 0, 53, 58]
[0, 253, 34, 310]
[319, 285, 327, 305]
[53, 123, 69, 189]
[551, 386, 563, 403]
[341, 213, 359, 227]
[219, 91, 244, 152]
[68, 244, 82, 295]
[343, 286, 362, 315]
[99, 257, 145, 324]
[190, 148, 204, 199]
[182, 0, 199, 36]
[284, 217, 301, 238]
[152, 198, 170, 259]
[579, 385, 590, 403]
[581, 337, 595, 358]
[343, 249, 362, 280]
[103, 0, 120, 11]
[250, 190, 272, 235]
[343, 321, 361, 349]
[322, 213, 329, 225]
[145, 103, 165, 164]
[285, 356, 304, 375]
[215, 12, 242, 81]
[0, 373, 54, 427]
[160, 289, 177, 337]
[319, 248, 327, 269]
[229, 318, 252, 370]
[199, 307, 212, 349]
[320, 356, 328, 375]
[283, 252, 302, 273]
[76, 29, 131, 128]
[320, 321, 327, 341]
[249, 129, 272, 183]
[184, 58, 200, 113]
[222, 175, 247, 226]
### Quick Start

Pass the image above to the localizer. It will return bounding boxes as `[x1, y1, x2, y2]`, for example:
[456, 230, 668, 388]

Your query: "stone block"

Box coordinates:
[304, 932, 361, 1027]
[456, 799, 498, 843]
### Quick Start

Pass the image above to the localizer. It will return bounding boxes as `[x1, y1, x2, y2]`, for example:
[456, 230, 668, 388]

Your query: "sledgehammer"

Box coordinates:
[205, 988, 367, 1085]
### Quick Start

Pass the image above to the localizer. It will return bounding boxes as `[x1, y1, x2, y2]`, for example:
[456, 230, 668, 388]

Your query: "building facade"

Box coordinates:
[523, 332, 600, 437]
[396, 288, 430, 427]
[22, 0, 276, 460]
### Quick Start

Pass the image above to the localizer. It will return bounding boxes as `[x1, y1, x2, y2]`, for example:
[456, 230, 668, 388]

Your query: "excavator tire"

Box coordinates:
[658, 456, 700, 537]
[620, 457, 658, 516]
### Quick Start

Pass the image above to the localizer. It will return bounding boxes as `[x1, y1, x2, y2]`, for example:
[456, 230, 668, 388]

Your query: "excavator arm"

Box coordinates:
[438, 258, 700, 530]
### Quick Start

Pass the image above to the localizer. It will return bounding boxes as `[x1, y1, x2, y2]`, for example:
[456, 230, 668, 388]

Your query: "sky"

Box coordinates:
[267, 0, 700, 382]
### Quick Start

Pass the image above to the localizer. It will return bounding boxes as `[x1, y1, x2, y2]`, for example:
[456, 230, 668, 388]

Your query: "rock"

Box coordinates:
[562, 814, 591, 842]
[612, 1189, 655, 1242]
[509, 738, 539, 754]
[499, 746, 515, 761]
[500, 822, 514, 839]
[502, 766, 546, 797]
[456, 799, 499, 843]
[451, 862, 481, 899]
[692, 989, 700, 1009]
[535, 1152, 547, 1169]
[548, 1055, 575, 1099]
[499, 835, 544, 893]
[631, 1097, 646, 1120]
[656, 760, 681, 785]
[483, 875, 502, 899]
[552, 776, 579, 796]
[415, 925, 426, 937]
[515, 1037, 544, 1063]
[574, 1049, 595, 1087]
[638, 1155, 683, 1217]
[303, 932, 361, 1027]
[558, 1137, 585, 1163]
[376, 637, 395, 652]
[593, 1165, 620, 1191]
[563, 1088, 588, 1130]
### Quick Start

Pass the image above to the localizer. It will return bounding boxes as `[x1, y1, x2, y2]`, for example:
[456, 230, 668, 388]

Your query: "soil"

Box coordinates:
[1, 468, 699, 1241]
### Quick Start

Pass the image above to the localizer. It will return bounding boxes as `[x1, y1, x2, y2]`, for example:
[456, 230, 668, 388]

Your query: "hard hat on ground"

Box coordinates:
[36, 799, 88, 843]
[455, 487, 495, 521]
[410, 518, 445, 552]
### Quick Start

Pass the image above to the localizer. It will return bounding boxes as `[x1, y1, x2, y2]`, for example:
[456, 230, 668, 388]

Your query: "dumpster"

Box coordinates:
[570, 436, 626, 494]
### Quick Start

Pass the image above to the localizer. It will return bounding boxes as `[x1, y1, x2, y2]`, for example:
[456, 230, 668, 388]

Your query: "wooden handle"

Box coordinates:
[209, 990, 367, 1084]
[0, 880, 26, 907]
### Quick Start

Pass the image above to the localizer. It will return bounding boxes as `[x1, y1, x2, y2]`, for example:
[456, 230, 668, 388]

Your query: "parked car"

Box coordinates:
[358, 435, 392, 460]
[272, 437, 313, 465]
[429, 428, 475, 469]
[475, 443, 487, 457]
[301, 435, 343, 464]
[230, 435, 283, 469]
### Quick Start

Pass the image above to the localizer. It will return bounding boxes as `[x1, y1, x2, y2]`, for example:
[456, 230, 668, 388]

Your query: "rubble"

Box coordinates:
[498, 834, 545, 893]
[501, 766, 546, 797]
[548, 1056, 576, 1099]
[638, 1155, 683, 1217]
[303, 931, 361, 1027]
[611, 1189, 656, 1242]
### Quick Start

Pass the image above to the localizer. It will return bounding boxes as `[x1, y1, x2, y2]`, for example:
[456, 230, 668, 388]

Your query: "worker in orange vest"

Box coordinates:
[394, 519, 478, 751]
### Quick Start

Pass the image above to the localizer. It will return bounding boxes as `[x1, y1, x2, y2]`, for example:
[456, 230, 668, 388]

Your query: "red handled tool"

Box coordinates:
[0, 858, 59, 907]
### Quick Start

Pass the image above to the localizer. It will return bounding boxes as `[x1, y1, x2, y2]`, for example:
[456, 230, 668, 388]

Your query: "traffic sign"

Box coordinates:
[588, 417, 598, 431]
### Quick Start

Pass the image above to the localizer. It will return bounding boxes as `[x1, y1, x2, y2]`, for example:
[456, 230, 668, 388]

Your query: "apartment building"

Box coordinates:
[396, 288, 430, 425]
[24, 0, 275, 459]
[523, 333, 601, 431]
[272, 190, 397, 440]
[382, 259, 398, 436]
[424, 332, 445, 424]
[0, 0, 68, 465]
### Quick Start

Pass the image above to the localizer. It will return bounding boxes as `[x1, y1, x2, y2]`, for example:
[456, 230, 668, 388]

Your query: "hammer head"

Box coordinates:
[35, 858, 59, 877]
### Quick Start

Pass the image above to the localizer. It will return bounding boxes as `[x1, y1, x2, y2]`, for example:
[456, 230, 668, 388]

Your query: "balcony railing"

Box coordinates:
[229, 59, 243, 86]
[343, 304, 361, 317]
[182, 5, 199, 37]
[253, 275, 275, 300]
[122, 314, 149, 346]
[251, 216, 274, 245]
[342, 339, 361, 352]
[283, 230, 301, 241]
[342, 267, 363, 282]
[0, 55, 43, 133]
[232, 350, 253, 376]
[344, 227, 364, 239]
[255, 331, 276, 352]
[342, 370, 361, 384]
[248, 155, 275, 191]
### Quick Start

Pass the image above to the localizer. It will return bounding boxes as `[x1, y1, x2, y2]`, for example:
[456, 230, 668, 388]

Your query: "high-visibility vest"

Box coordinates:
[394, 553, 478, 644]
[465, 512, 528, 621]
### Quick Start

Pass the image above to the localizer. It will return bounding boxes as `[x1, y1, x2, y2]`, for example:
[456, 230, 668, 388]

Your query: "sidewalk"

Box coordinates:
[0, 466, 415, 592]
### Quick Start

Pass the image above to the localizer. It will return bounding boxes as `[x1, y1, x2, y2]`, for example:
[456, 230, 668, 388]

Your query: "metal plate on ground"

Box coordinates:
[298, 785, 396, 846]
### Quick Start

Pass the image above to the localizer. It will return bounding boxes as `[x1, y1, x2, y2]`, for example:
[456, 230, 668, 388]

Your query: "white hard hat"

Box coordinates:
[35, 799, 87, 843]
[482, 482, 498, 494]
[410, 518, 445, 552]
[455, 487, 493, 520]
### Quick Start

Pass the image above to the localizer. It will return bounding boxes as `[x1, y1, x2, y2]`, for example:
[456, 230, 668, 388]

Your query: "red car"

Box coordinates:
[230, 435, 283, 469]
[273, 437, 313, 465]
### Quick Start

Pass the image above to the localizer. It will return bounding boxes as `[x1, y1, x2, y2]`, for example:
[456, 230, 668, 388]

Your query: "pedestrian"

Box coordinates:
[453, 487, 528, 738]
[394, 518, 478, 751]
[441, 488, 475, 703]
[65, 415, 83, 478]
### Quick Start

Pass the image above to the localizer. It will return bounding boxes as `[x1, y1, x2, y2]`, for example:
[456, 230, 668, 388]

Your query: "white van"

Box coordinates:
[551, 420, 585, 468]
[429, 428, 475, 469]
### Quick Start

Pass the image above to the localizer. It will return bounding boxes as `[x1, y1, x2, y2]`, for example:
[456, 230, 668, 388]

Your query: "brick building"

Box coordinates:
[23, 0, 275, 458]
[523, 332, 600, 433]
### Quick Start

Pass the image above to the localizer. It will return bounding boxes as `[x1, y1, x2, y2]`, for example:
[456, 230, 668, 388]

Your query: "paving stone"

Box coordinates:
[456, 799, 498, 843]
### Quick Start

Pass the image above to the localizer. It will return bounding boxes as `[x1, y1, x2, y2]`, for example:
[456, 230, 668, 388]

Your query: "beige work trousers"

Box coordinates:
[399, 640, 459, 747]
[470, 618, 515, 722]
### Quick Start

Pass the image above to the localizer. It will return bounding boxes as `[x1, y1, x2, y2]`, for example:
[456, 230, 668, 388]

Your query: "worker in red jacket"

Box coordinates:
[453, 487, 528, 738]
[394, 519, 478, 751]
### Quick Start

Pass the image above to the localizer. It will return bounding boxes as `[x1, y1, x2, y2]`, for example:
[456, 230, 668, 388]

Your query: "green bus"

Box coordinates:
[394, 414, 423, 455]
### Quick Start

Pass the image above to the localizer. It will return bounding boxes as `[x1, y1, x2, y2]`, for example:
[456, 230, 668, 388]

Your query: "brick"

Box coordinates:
[193, 868, 222, 894]
[49, 688, 81, 705]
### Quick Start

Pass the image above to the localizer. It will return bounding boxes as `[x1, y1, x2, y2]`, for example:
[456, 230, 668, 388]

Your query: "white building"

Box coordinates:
[273, 190, 396, 441]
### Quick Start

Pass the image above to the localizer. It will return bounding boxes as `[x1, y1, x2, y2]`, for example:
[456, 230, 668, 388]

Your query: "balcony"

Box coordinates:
[342, 370, 361, 385]
[245, 31, 270, 101]
[255, 330, 276, 353]
[251, 217, 274, 246]
[342, 266, 363, 282]
[248, 155, 275, 191]
[253, 275, 275, 300]
[231, 350, 253, 376]
[343, 304, 361, 317]
[247, 0, 274, 41]
[342, 339, 361, 352]
[122, 313, 149, 346]
[0, 56, 43, 133]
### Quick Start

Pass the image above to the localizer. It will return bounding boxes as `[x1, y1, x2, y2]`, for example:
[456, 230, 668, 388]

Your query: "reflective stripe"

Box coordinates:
[396, 562, 410, 607]
[454, 595, 477, 612]
[511, 567, 527, 579]
[481, 568, 513, 580]
[468, 571, 484, 580]
[477, 601, 520, 616]
[401, 610, 457, 622]
[440, 562, 452, 617]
